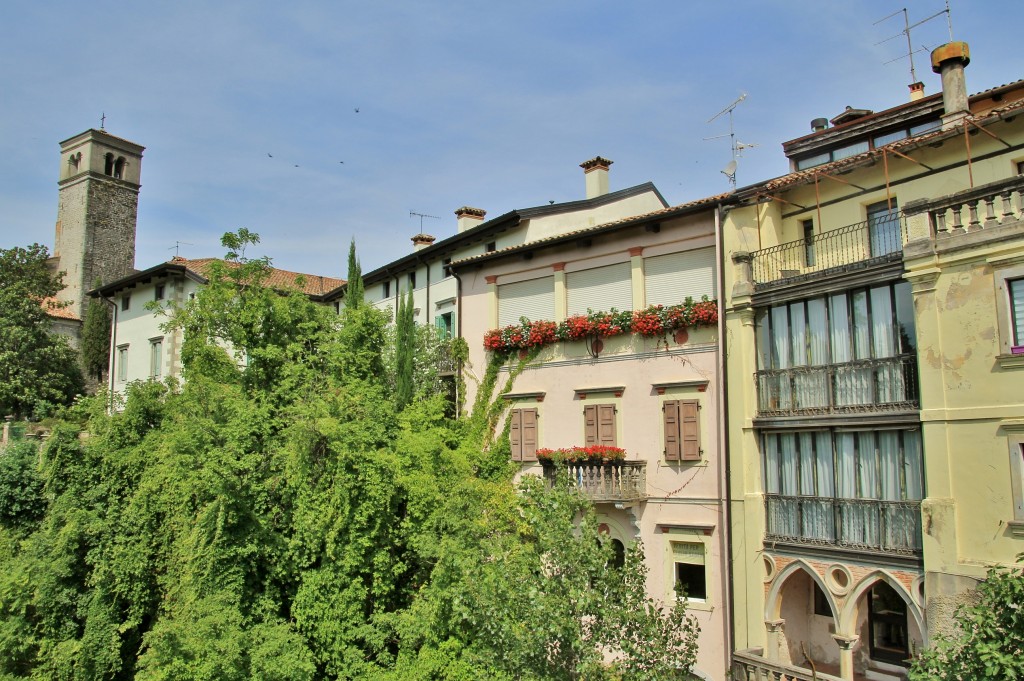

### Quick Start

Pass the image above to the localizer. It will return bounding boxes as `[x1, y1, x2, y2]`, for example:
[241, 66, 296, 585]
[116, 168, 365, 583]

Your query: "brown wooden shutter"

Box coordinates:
[584, 404, 598, 445]
[509, 409, 523, 461]
[598, 404, 617, 447]
[664, 400, 681, 460]
[681, 400, 701, 461]
[522, 409, 538, 461]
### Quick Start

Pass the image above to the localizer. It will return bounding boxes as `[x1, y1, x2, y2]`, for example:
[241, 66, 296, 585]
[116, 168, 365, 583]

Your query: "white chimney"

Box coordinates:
[411, 233, 436, 251]
[580, 156, 613, 199]
[931, 41, 971, 129]
[455, 206, 486, 233]
[908, 81, 925, 102]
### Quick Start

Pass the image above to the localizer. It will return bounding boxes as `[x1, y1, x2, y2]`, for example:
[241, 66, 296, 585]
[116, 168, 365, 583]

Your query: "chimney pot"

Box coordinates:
[811, 117, 829, 132]
[411, 233, 436, 251]
[454, 206, 486, 233]
[931, 41, 971, 129]
[580, 156, 613, 199]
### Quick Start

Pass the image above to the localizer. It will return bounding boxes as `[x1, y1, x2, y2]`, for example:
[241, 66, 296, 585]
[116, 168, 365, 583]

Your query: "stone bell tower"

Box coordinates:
[53, 128, 144, 319]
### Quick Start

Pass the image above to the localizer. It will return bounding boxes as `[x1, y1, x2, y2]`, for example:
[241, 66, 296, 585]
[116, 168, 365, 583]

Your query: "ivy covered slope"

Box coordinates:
[0, 231, 698, 681]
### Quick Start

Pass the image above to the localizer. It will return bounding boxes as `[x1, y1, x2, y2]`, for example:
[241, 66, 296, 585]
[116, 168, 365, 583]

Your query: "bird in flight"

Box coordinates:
[267, 153, 273, 157]
[354, 108, 360, 113]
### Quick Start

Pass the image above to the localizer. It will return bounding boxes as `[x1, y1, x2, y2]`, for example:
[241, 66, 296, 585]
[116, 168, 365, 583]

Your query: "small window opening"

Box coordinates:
[803, 219, 816, 267]
[121, 294, 130, 311]
[154, 284, 165, 301]
[813, 583, 831, 616]
[486, 241, 497, 253]
[409, 271, 416, 290]
[675, 562, 707, 601]
[104, 153, 115, 176]
[382, 281, 391, 299]
[114, 156, 126, 179]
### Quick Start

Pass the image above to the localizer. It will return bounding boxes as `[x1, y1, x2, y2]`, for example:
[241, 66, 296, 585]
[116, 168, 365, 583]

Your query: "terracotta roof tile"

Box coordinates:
[169, 256, 344, 296]
[41, 297, 80, 321]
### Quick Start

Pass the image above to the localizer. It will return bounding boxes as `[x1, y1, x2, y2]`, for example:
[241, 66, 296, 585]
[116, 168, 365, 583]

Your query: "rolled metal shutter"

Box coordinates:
[644, 247, 717, 307]
[566, 262, 632, 315]
[498, 276, 555, 326]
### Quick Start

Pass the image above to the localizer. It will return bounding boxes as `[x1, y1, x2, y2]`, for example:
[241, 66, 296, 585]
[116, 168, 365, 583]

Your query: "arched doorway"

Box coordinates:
[768, 563, 840, 670]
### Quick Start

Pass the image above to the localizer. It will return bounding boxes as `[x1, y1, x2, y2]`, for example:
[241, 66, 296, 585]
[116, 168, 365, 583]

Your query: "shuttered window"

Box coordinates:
[567, 263, 632, 315]
[1011, 278, 1024, 346]
[498, 277, 555, 327]
[644, 247, 717, 307]
[664, 399, 701, 461]
[509, 408, 539, 462]
[584, 404, 617, 447]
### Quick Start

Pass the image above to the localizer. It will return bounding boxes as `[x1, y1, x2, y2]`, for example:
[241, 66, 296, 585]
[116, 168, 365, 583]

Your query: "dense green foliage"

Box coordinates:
[81, 283, 112, 382]
[0, 244, 84, 418]
[393, 289, 415, 410]
[344, 239, 363, 310]
[910, 560, 1024, 681]
[0, 232, 698, 679]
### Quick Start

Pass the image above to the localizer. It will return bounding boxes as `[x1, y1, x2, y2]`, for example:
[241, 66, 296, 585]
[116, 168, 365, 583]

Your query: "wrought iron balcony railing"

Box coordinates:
[543, 461, 647, 503]
[756, 354, 918, 417]
[751, 215, 907, 289]
[764, 494, 922, 556]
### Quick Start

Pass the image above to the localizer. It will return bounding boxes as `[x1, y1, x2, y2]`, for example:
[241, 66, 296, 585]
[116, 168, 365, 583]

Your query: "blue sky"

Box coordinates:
[0, 1, 1019, 277]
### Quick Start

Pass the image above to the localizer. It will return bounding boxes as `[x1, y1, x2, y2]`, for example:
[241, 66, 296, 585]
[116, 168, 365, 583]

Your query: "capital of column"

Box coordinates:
[485, 275, 499, 285]
[832, 633, 859, 651]
[765, 618, 785, 633]
[731, 250, 752, 264]
[551, 262, 566, 272]
[628, 246, 644, 257]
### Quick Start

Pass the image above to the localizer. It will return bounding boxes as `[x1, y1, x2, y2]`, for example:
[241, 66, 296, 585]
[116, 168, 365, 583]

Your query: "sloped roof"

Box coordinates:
[451, 193, 729, 267]
[41, 297, 80, 321]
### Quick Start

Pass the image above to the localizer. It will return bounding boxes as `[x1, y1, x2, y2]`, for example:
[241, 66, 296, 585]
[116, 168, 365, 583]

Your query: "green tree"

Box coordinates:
[910, 560, 1024, 680]
[394, 287, 415, 410]
[345, 238, 363, 309]
[0, 244, 84, 418]
[81, 280, 112, 382]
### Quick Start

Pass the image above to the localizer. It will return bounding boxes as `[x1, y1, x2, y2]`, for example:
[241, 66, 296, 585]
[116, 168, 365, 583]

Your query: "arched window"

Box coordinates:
[114, 157, 126, 179]
[104, 153, 115, 176]
[610, 538, 625, 569]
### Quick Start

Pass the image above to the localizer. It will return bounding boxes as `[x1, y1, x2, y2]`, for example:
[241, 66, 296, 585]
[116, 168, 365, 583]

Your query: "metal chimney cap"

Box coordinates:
[931, 41, 970, 74]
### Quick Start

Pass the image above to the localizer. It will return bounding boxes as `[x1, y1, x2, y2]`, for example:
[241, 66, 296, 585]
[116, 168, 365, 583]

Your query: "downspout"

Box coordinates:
[716, 202, 736, 673]
[99, 292, 118, 414]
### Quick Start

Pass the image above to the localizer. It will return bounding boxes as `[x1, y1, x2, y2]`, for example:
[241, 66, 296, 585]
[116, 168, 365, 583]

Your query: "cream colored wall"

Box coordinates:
[110, 277, 192, 391]
[522, 190, 667, 242]
[458, 210, 730, 679]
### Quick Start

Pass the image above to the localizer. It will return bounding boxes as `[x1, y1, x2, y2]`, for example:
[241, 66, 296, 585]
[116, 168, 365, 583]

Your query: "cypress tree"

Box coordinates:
[395, 287, 415, 409]
[345, 238, 364, 309]
[80, 279, 111, 382]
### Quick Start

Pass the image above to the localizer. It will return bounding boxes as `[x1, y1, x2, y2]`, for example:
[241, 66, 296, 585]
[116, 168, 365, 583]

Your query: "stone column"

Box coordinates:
[764, 619, 785, 662]
[628, 247, 645, 310]
[552, 263, 567, 321]
[731, 250, 753, 299]
[832, 634, 859, 681]
[485, 275, 499, 329]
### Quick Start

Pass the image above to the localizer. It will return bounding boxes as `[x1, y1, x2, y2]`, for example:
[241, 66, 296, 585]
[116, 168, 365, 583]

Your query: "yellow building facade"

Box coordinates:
[723, 43, 1024, 681]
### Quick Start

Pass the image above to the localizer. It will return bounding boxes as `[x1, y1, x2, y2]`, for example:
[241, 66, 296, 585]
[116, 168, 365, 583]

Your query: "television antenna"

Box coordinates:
[167, 241, 194, 257]
[874, 2, 954, 84]
[704, 93, 756, 189]
[409, 210, 440, 231]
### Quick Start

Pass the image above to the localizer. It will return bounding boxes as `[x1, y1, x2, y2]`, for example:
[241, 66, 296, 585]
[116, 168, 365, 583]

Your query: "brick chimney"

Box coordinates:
[931, 41, 970, 129]
[411, 233, 436, 251]
[455, 206, 486, 233]
[580, 156, 613, 199]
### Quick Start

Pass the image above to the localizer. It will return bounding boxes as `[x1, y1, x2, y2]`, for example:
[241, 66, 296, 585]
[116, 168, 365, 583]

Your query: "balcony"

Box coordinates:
[765, 494, 922, 556]
[905, 173, 1024, 237]
[733, 648, 844, 681]
[751, 215, 907, 290]
[756, 355, 918, 417]
[543, 461, 647, 503]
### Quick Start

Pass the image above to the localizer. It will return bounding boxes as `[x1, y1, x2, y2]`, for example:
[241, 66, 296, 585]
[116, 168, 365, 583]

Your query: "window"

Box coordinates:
[867, 199, 901, 257]
[104, 153, 115, 176]
[663, 399, 701, 461]
[584, 404, 617, 447]
[644, 247, 716, 306]
[442, 258, 452, 278]
[813, 583, 832, 617]
[113, 157, 126, 179]
[382, 281, 391, 299]
[149, 339, 163, 378]
[1009, 437, 1024, 527]
[1017, 161, 1024, 176]
[121, 294, 130, 311]
[1010, 279, 1024, 349]
[154, 284, 165, 301]
[802, 219, 816, 267]
[868, 582, 910, 665]
[671, 541, 706, 602]
[435, 312, 453, 339]
[333, 301, 341, 314]
[408, 271, 416, 290]
[567, 263, 632, 316]
[498, 277, 555, 327]
[509, 408, 538, 462]
[796, 152, 831, 170]
[873, 129, 909, 148]
[486, 241, 496, 253]
[117, 345, 128, 382]
[832, 141, 869, 161]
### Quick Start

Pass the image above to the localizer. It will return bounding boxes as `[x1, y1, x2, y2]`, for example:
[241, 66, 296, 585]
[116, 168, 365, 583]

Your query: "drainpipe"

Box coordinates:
[99, 292, 118, 414]
[716, 202, 736, 673]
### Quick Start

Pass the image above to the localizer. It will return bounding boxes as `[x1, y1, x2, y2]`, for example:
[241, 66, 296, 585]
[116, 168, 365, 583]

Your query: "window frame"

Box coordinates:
[121, 294, 131, 311]
[583, 403, 618, 447]
[149, 338, 163, 379]
[509, 407, 539, 462]
[663, 398, 702, 462]
[993, 263, 1024, 360]
[154, 284, 165, 301]
[666, 533, 711, 609]
[116, 344, 129, 383]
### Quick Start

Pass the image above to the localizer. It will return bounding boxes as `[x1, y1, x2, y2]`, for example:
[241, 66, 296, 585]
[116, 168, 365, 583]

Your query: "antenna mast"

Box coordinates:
[409, 211, 440, 232]
[875, 3, 954, 84]
[704, 93, 755, 189]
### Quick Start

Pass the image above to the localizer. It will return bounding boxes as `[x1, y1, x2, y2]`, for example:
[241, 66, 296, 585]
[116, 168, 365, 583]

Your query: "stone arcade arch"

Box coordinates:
[762, 558, 841, 670]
